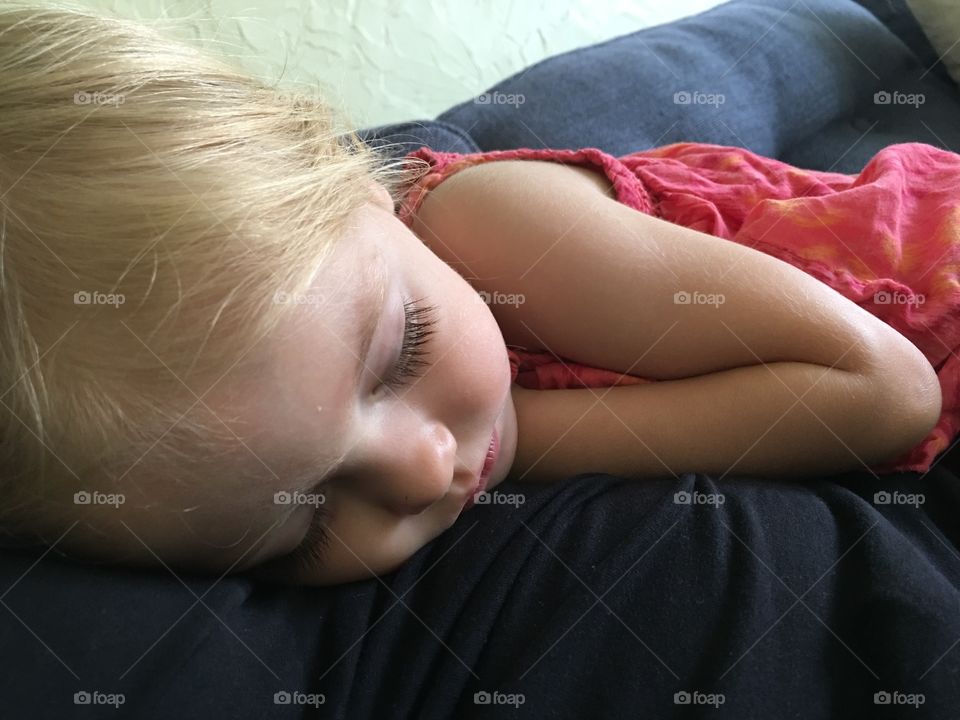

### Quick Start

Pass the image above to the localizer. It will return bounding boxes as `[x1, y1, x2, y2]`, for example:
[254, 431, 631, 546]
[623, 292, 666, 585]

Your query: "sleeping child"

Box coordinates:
[0, 4, 948, 585]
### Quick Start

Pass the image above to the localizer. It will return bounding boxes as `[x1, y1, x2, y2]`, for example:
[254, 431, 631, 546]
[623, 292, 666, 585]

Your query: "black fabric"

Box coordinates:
[3, 469, 958, 717]
[325, 469, 960, 717]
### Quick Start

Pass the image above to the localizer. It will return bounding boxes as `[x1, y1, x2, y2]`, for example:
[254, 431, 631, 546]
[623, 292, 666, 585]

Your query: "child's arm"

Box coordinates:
[412, 159, 943, 481]
[507, 362, 932, 483]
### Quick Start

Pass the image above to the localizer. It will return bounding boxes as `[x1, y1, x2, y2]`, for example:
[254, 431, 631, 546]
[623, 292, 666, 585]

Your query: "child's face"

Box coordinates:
[69, 181, 518, 586]
[248, 182, 518, 584]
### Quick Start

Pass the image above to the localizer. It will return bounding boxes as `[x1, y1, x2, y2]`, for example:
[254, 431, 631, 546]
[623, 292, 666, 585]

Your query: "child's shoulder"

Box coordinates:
[401, 151, 617, 237]
[397, 146, 639, 226]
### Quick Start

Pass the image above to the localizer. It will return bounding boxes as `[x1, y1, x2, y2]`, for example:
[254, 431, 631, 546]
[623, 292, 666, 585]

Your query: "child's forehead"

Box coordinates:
[302, 205, 390, 316]
[228, 219, 389, 492]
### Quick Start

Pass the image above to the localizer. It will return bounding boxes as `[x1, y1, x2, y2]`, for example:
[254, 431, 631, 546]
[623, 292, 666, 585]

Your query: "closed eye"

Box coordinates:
[285, 499, 332, 570]
[382, 296, 438, 390]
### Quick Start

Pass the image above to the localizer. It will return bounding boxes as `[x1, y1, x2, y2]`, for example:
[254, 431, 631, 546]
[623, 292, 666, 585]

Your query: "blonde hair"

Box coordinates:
[0, 3, 428, 544]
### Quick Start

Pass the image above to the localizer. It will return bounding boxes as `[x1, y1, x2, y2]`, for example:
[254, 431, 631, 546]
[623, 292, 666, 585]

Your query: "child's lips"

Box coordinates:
[462, 428, 499, 511]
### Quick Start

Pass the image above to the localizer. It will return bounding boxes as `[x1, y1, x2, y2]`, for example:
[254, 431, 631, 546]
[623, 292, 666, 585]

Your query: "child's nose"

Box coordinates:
[380, 422, 460, 514]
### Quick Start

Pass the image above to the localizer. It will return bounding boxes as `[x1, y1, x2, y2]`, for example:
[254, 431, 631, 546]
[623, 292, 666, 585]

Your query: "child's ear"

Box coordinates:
[366, 179, 394, 213]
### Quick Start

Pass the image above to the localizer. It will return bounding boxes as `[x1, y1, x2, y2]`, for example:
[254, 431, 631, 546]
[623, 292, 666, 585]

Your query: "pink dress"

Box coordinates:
[395, 142, 960, 475]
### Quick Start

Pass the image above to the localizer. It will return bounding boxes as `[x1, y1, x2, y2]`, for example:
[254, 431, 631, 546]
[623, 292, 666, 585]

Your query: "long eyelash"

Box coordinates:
[385, 297, 438, 389]
[288, 502, 332, 571]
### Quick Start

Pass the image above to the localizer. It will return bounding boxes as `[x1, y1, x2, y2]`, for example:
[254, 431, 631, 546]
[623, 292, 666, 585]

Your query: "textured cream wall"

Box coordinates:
[64, 0, 728, 128]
